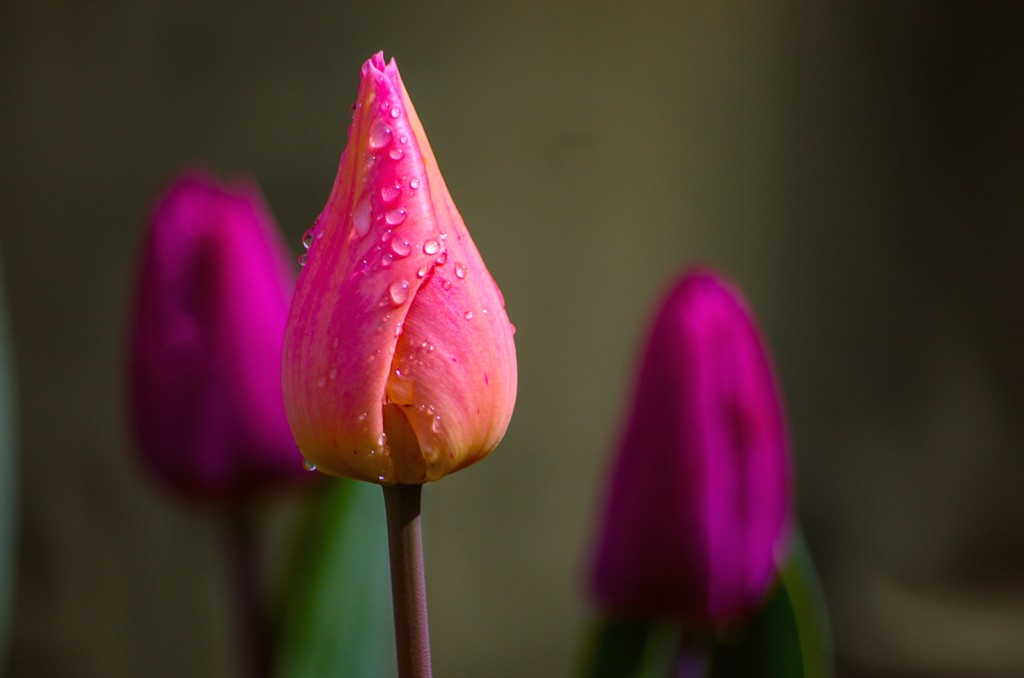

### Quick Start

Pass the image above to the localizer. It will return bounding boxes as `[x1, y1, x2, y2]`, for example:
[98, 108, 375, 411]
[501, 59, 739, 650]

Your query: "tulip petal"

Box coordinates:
[130, 173, 307, 499]
[590, 270, 791, 623]
[383, 76, 516, 482]
[283, 54, 516, 484]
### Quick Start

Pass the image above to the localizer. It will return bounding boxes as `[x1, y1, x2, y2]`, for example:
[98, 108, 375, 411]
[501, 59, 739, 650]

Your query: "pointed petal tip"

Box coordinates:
[365, 53, 404, 93]
[362, 51, 400, 85]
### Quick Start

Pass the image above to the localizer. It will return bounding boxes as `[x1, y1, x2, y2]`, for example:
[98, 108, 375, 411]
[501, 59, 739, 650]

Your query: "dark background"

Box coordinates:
[2, 1, 1024, 676]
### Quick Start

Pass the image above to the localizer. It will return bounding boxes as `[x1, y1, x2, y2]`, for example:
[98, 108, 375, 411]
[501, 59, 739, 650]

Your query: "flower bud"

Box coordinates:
[590, 269, 791, 624]
[282, 53, 517, 485]
[128, 172, 308, 500]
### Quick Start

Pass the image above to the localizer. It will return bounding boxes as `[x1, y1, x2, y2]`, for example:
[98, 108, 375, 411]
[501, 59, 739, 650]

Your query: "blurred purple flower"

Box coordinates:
[128, 171, 309, 500]
[590, 268, 792, 625]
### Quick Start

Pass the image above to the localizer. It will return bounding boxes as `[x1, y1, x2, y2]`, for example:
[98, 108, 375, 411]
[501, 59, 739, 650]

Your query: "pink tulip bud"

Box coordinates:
[590, 269, 792, 625]
[282, 53, 517, 485]
[128, 171, 309, 500]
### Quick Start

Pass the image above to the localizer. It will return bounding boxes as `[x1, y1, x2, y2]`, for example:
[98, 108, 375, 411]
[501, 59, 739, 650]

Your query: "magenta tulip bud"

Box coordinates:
[590, 269, 792, 625]
[128, 171, 309, 500]
[282, 53, 517, 485]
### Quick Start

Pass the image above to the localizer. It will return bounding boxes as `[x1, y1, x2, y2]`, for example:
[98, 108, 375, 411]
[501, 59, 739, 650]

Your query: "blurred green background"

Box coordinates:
[3, 1, 1024, 676]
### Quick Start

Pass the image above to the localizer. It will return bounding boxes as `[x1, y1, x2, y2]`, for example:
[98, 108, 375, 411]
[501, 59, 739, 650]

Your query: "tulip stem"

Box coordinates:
[227, 506, 270, 678]
[382, 483, 432, 678]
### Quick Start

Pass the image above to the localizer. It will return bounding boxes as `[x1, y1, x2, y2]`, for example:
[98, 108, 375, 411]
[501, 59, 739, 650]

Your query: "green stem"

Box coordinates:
[382, 484, 432, 678]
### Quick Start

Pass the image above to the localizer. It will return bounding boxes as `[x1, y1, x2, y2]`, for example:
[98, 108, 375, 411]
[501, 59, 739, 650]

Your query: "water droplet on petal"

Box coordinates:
[427, 344, 435, 352]
[368, 119, 393, 149]
[409, 178, 420, 190]
[391, 237, 412, 257]
[381, 180, 401, 203]
[385, 208, 407, 226]
[329, 367, 337, 380]
[423, 239, 440, 255]
[395, 322, 404, 337]
[358, 412, 368, 422]
[302, 228, 314, 249]
[317, 376, 326, 387]
[482, 308, 488, 314]
[388, 280, 410, 306]
[378, 432, 387, 447]
[298, 253, 307, 266]
[381, 228, 392, 242]
[442, 279, 452, 291]
[379, 472, 386, 481]
[381, 253, 394, 268]
[435, 250, 447, 266]
[464, 311, 473, 320]
[390, 107, 401, 119]
[455, 262, 467, 279]
[389, 147, 404, 161]
[417, 265, 429, 278]
[303, 458, 317, 471]
[399, 135, 408, 144]
[510, 323, 516, 335]
[432, 416, 442, 433]
[352, 197, 372, 237]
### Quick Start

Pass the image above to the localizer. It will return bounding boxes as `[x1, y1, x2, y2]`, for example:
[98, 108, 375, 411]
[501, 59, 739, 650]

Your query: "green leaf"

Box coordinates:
[632, 620, 691, 678]
[578, 616, 654, 678]
[710, 532, 835, 678]
[777, 533, 835, 678]
[579, 537, 833, 678]
[273, 478, 397, 678]
[580, 616, 706, 678]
